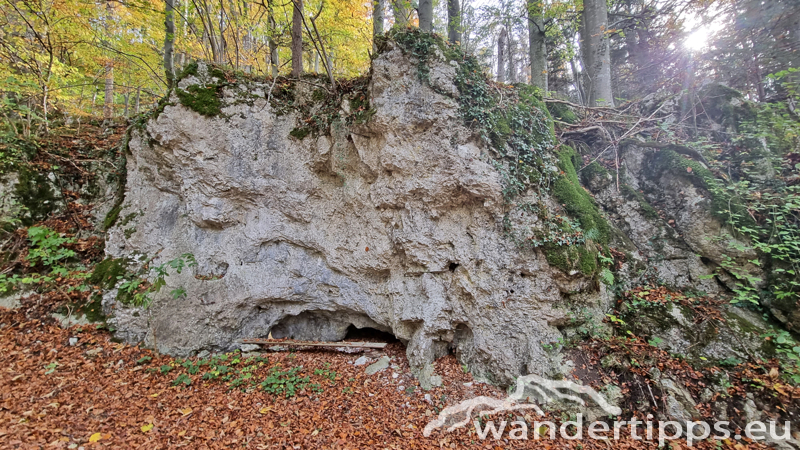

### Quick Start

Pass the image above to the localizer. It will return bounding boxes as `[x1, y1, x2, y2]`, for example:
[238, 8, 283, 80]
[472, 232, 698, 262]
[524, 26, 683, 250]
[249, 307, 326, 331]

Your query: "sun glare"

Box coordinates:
[684, 28, 711, 51]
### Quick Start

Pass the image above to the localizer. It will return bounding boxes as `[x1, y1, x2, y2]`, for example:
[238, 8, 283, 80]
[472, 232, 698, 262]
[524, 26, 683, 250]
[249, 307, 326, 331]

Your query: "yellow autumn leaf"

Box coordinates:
[179, 407, 192, 416]
[258, 406, 271, 414]
[89, 432, 102, 442]
[141, 423, 154, 433]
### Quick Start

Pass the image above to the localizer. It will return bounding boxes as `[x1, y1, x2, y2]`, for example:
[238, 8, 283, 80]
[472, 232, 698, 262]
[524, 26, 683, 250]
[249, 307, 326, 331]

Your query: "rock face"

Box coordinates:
[104, 40, 756, 387]
[105, 44, 604, 386]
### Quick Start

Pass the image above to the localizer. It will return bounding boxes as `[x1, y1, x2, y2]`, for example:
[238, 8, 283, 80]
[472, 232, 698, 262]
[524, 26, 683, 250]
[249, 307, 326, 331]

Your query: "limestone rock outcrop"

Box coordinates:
[103, 39, 759, 386]
[105, 43, 604, 386]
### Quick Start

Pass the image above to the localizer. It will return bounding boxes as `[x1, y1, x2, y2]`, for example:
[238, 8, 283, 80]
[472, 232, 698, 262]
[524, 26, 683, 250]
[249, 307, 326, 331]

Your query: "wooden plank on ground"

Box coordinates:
[240, 339, 387, 349]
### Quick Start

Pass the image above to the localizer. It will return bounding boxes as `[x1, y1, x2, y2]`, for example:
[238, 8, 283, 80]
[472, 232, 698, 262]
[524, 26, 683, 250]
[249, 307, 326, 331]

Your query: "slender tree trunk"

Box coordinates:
[291, 0, 304, 77]
[103, 1, 115, 119]
[391, 0, 410, 27]
[507, 35, 517, 83]
[528, 0, 547, 92]
[267, 0, 279, 77]
[124, 93, 130, 118]
[569, 57, 585, 105]
[135, 87, 141, 115]
[164, 0, 176, 88]
[581, 0, 614, 106]
[418, 0, 432, 32]
[90, 89, 97, 116]
[750, 37, 766, 102]
[497, 27, 507, 83]
[447, 0, 460, 44]
[373, 0, 384, 52]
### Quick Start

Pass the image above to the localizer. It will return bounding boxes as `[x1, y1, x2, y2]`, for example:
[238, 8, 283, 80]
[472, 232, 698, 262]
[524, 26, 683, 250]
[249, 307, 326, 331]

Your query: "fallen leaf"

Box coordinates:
[141, 423, 154, 433]
[89, 432, 102, 442]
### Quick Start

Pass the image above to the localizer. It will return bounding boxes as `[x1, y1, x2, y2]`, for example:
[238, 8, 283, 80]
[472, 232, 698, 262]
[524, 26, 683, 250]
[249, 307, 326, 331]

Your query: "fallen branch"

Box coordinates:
[620, 139, 709, 165]
[240, 339, 387, 349]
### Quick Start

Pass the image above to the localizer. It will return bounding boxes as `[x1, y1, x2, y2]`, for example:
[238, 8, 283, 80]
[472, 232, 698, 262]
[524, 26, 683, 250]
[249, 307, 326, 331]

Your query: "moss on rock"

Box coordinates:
[175, 84, 223, 117]
[654, 149, 753, 228]
[89, 257, 129, 290]
[14, 166, 58, 226]
[553, 146, 611, 245]
[289, 127, 312, 140]
[621, 184, 659, 220]
[547, 101, 579, 124]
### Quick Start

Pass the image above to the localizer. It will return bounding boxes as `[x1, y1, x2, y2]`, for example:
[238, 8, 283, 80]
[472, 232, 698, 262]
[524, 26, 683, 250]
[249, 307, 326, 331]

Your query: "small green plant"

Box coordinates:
[44, 361, 58, 375]
[160, 365, 173, 374]
[0, 226, 82, 294]
[26, 226, 76, 267]
[260, 365, 311, 397]
[136, 356, 152, 365]
[116, 253, 198, 308]
[313, 364, 337, 381]
[605, 314, 626, 325]
[172, 373, 192, 386]
[763, 328, 800, 383]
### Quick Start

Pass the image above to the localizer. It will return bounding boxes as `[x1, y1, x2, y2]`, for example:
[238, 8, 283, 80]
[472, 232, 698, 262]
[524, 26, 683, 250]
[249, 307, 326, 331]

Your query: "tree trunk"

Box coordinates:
[581, 0, 614, 106]
[527, 0, 547, 92]
[373, 0, 384, 52]
[497, 27, 507, 83]
[103, 1, 115, 119]
[507, 35, 517, 83]
[447, 0, 460, 44]
[135, 87, 141, 115]
[291, 0, 304, 77]
[391, 0, 410, 27]
[268, 0, 279, 77]
[569, 57, 585, 105]
[164, 0, 176, 88]
[418, 0, 432, 32]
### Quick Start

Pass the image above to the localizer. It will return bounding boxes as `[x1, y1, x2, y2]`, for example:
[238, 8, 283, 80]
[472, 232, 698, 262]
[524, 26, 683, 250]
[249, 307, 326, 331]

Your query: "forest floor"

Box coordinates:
[0, 125, 791, 449]
[0, 301, 777, 450]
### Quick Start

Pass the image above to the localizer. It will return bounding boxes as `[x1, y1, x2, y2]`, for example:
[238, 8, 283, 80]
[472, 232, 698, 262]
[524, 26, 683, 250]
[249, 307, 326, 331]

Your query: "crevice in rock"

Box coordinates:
[344, 325, 399, 344]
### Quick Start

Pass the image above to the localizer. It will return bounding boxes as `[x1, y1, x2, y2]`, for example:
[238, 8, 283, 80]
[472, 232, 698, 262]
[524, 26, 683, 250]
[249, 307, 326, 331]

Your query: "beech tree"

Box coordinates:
[527, 0, 546, 92]
[447, 0, 461, 44]
[497, 27, 507, 83]
[373, 0, 385, 50]
[164, 0, 176, 87]
[581, 0, 614, 106]
[291, 0, 303, 77]
[419, 0, 433, 32]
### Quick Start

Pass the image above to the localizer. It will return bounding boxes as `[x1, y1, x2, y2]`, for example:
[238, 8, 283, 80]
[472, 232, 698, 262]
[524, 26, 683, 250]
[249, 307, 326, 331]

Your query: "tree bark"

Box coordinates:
[497, 27, 507, 83]
[391, 0, 411, 27]
[447, 0, 460, 44]
[103, 1, 115, 119]
[267, 0, 279, 77]
[580, 0, 614, 106]
[418, 0, 432, 32]
[164, 0, 176, 88]
[373, 0, 384, 52]
[527, 0, 547, 92]
[135, 87, 141, 115]
[507, 35, 517, 83]
[291, 0, 304, 77]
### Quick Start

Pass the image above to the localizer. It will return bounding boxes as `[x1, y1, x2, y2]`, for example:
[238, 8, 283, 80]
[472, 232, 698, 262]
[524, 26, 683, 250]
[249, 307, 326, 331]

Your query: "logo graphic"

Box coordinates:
[423, 374, 621, 437]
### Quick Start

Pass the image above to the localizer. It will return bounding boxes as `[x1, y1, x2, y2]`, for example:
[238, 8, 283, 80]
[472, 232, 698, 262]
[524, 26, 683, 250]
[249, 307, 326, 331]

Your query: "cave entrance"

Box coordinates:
[344, 325, 399, 344]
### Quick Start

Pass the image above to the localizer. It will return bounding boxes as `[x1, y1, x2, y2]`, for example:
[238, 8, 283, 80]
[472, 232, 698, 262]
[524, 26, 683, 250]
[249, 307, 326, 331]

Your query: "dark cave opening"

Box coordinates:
[344, 325, 399, 343]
